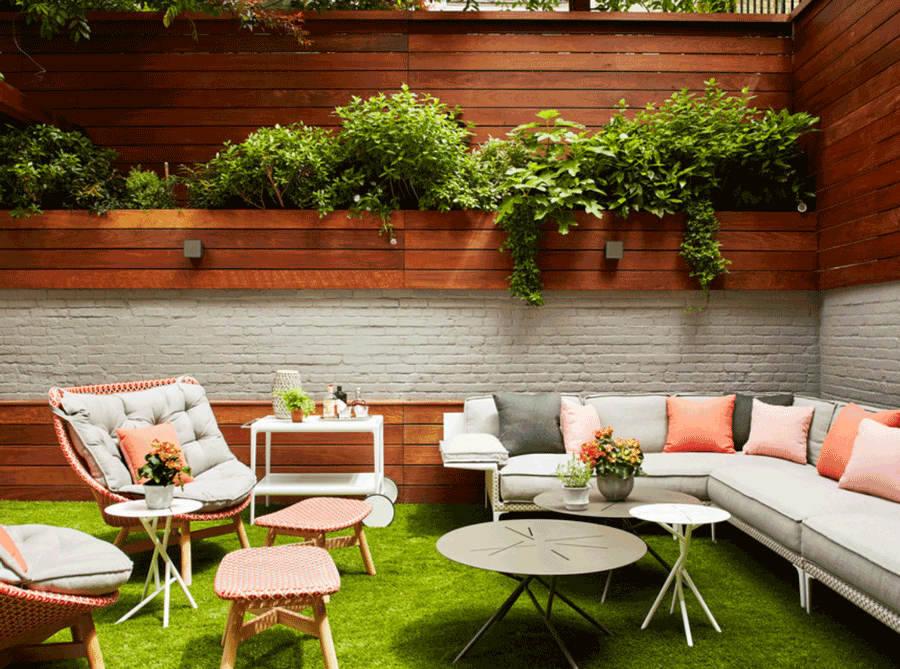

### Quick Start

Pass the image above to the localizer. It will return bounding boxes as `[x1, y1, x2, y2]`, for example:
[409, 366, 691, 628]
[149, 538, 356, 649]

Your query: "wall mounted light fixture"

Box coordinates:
[183, 240, 204, 259]
[605, 240, 624, 260]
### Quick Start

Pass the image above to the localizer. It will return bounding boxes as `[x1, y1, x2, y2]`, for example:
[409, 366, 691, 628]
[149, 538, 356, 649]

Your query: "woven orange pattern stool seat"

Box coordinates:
[254, 498, 376, 575]
[214, 544, 341, 669]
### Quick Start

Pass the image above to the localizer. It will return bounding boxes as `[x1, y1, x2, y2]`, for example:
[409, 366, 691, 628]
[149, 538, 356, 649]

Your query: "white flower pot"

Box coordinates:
[144, 484, 175, 510]
[562, 485, 591, 511]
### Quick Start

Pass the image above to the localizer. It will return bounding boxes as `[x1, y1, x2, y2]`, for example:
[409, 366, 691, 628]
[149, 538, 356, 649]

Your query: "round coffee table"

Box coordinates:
[437, 518, 646, 669]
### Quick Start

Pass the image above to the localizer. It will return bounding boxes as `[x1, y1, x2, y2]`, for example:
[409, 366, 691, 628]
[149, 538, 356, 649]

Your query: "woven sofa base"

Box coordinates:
[488, 470, 544, 518]
[803, 561, 900, 633]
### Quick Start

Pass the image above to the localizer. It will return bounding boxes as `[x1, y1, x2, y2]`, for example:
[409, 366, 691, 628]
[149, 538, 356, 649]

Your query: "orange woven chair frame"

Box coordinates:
[0, 580, 118, 669]
[49, 376, 251, 586]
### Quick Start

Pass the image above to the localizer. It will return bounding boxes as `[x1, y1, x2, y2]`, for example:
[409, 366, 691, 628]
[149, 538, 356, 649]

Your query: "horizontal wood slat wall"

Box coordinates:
[793, 0, 900, 289]
[0, 399, 481, 505]
[0, 209, 816, 291]
[0, 11, 792, 172]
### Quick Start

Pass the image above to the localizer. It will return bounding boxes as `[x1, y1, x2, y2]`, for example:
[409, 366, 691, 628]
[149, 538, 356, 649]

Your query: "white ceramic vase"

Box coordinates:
[272, 369, 303, 419]
[144, 484, 175, 510]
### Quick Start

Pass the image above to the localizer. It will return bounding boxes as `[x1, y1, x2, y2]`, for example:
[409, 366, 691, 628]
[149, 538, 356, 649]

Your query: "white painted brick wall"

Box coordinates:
[819, 280, 900, 407]
[0, 289, 820, 401]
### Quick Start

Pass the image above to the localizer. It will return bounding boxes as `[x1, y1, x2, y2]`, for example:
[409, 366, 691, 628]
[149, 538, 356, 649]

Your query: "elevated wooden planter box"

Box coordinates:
[0, 209, 817, 291]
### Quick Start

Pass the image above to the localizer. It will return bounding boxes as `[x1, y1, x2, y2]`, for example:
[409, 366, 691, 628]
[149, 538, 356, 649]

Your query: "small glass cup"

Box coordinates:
[338, 406, 353, 419]
[353, 404, 369, 418]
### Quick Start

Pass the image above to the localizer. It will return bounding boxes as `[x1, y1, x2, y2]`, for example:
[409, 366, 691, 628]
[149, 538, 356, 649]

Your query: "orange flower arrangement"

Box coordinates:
[578, 427, 645, 479]
[137, 439, 192, 489]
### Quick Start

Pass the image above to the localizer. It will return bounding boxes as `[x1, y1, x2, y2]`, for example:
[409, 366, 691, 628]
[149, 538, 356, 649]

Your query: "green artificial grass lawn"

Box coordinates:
[1, 501, 896, 669]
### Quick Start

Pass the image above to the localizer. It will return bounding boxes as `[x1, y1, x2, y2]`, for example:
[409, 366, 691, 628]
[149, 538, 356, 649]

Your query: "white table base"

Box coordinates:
[115, 515, 198, 628]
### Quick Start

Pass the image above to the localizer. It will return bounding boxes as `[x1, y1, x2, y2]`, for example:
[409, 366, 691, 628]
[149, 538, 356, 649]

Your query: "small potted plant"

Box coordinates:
[556, 453, 593, 510]
[138, 438, 192, 510]
[579, 427, 644, 501]
[272, 386, 315, 422]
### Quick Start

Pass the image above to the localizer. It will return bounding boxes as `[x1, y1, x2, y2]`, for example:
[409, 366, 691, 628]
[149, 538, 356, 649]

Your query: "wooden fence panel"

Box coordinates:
[793, 0, 900, 290]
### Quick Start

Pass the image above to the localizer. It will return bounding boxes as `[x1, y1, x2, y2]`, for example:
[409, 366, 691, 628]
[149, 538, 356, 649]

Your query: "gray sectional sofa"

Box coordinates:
[439, 393, 900, 633]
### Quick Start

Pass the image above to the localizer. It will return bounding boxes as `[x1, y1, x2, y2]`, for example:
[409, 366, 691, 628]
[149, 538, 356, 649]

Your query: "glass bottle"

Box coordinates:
[323, 383, 338, 419]
[335, 385, 348, 409]
[350, 387, 368, 417]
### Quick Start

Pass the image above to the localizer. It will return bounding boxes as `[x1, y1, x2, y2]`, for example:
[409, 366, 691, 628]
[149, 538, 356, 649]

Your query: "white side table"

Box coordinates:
[246, 415, 396, 526]
[106, 498, 203, 628]
[629, 503, 731, 647]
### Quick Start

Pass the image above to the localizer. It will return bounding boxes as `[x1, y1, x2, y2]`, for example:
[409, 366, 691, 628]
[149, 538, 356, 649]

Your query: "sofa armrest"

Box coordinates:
[440, 433, 509, 470]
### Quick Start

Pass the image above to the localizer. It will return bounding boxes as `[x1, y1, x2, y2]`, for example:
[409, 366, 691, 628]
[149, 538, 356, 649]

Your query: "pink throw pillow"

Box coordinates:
[817, 403, 900, 480]
[743, 399, 814, 464]
[838, 418, 900, 503]
[116, 422, 194, 485]
[0, 525, 27, 573]
[560, 402, 603, 453]
[663, 395, 736, 454]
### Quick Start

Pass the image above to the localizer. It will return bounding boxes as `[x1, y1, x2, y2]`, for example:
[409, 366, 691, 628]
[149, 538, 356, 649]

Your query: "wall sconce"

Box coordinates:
[605, 240, 624, 260]
[183, 240, 204, 259]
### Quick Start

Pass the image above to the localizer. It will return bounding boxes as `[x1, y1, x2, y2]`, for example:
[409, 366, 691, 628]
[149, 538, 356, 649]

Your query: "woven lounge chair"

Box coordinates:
[49, 376, 254, 586]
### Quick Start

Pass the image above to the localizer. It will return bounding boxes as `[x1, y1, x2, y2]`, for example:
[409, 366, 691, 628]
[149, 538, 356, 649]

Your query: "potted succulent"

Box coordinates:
[272, 386, 315, 422]
[579, 427, 645, 501]
[138, 438, 192, 510]
[556, 454, 593, 510]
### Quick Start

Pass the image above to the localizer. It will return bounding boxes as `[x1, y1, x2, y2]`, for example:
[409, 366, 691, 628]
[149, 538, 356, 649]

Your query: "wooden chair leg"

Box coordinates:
[264, 528, 277, 547]
[178, 520, 192, 587]
[234, 515, 251, 550]
[355, 522, 376, 575]
[72, 614, 104, 669]
[312, 596, 339, 669]
[314, 532, 327, 548]
[113, 526, 131, 549]
[220, 601, 247, 669]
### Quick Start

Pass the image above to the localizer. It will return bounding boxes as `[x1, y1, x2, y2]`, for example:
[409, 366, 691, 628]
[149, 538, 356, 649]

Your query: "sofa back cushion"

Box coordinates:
[464, 394, 581, 439]
[583, 395, 669, 453]
[793, 396, 837, 466]
[59, 379, 234, 491]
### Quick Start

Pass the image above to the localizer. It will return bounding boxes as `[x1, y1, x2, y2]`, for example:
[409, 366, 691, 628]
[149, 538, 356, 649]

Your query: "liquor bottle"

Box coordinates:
[335, 385, 348, 409]
[323, 383, 338, 419]
[350, 387, 368, 417]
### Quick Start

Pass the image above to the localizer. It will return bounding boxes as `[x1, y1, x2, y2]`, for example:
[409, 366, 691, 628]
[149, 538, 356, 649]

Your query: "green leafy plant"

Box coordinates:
[182, 123, 337, 210]
[0, 123, 122, 216]
[329, 85, 482, 236]
[119, 166, 179, 209]
[555, 454, 593, 488]
[272, 386, 316, 417]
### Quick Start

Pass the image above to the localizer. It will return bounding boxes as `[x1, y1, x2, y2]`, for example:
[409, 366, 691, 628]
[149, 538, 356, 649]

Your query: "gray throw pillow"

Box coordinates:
[493, 392, 565, 457]
[732, 393, 794, 449]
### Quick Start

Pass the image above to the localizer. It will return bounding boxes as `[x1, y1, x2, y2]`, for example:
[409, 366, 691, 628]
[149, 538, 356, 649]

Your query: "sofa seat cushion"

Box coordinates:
[499, 454, 570, 502]
[709, 462, 899, 552]
[0, 524, 132, 596]
[802, 514, 900, 612]
[641, 452, 746, 500]
[119, 458, 256, 512]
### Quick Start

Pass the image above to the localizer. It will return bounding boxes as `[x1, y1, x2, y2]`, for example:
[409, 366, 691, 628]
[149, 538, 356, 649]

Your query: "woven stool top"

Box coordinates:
[214, 545, 340, 601]
[254, 497, 372, 533]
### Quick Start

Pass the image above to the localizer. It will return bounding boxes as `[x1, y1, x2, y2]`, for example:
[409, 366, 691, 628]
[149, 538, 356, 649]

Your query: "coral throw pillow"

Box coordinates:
[664, 395, 736, 454]
[116, 422, 194, 485]
[838, 419, 900, 504]
[817, 403, 900, 480]
[0, 525, 27, 572]
[560, 402, 603, 453]
[743, 399, 814, 464]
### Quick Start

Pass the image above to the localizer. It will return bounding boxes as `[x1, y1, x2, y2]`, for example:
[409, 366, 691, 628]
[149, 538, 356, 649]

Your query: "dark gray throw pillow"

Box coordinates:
[493, 392, 565, 457]
[732, 393, 794, 449]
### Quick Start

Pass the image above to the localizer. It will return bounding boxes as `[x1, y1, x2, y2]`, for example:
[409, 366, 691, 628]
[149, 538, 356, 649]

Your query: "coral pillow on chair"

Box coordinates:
[743, 399, 814, 464]
[664, 395, 736, 454]
[116, 422, 194, 485]
[0, 525, 28, 573]
[838, 419, 900, 504]
[560, 402, 603, 453]
[817, 403, 900, 480]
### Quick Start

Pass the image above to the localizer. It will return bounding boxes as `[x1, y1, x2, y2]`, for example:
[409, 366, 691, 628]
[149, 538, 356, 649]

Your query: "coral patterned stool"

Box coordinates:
[254, 498, 376, 575]
[214, 544, 341, 669]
